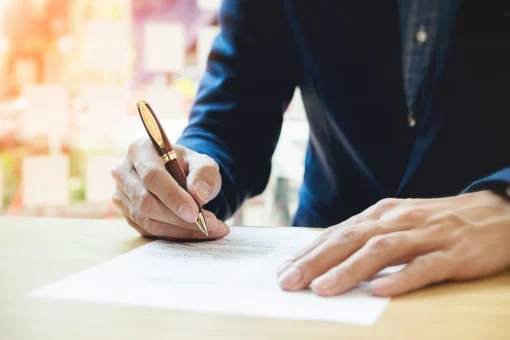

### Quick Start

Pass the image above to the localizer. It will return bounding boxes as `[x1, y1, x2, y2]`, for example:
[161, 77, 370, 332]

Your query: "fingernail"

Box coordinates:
[276, 260, 293, 276]
[278, 267, 302, 288]
[194, 180, 212, 202]
[178, 205, 197, 223]
[311, 275, 336, 294]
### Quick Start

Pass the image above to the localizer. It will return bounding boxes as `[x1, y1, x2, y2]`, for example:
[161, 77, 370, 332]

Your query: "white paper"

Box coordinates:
[28, 227, 401, 325]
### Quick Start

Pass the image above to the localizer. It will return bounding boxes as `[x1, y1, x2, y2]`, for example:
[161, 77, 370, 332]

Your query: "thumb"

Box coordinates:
[184, 151, 222, 205]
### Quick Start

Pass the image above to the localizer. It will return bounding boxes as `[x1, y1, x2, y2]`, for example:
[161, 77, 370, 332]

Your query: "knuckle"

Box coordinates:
[111, 194, 122, 207]
[124, 180, 136, 199]
[192, 165, 221, 190]
[127, 142, 137, 158]
[111, 164, 123, 181]
[367, 235, 393, 253]
[138, 191, 154, 216]
[132, 210, 148, 228]
[139, 164, 161, 189]
[425, 223, 446, 237]
[375, 198, 399, 211]
[351, 214, 364, 224]
[416, 254, 443, 270]
[431, 212, 465, 227]
[163, 187, 179, 206]
[397, 207, 430, 223]
[128, 138, 145, 157]
[201, 164, 221, 180]
[340, 226, 362, 242]
[320, 226, 335, 241]
[143, 218, 158, 235]
[201, 154, 219, 171]
[444, 212, 467, 226]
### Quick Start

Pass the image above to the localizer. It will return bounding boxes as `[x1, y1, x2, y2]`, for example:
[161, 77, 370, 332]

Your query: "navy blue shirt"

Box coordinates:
[178, 1, 510, 227]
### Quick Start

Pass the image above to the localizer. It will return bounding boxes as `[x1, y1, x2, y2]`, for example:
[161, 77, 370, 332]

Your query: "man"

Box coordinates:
[112, 1, 510, 297]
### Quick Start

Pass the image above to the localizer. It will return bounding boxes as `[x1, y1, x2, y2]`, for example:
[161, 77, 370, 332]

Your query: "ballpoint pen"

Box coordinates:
[136, 100, 209, 236]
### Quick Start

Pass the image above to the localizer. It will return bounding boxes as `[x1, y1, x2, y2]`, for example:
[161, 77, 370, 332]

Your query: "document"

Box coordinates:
[28, 227, 402, 325]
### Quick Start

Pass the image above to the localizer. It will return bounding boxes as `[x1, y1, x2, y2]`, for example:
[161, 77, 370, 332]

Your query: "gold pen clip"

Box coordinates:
[137, 100, 165, 149]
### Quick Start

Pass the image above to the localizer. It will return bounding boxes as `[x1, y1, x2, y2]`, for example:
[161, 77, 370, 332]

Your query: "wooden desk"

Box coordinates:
[1, 216, 509, 339]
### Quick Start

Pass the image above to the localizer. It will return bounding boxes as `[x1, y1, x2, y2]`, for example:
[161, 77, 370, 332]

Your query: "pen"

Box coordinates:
[136, 100, 208, 236]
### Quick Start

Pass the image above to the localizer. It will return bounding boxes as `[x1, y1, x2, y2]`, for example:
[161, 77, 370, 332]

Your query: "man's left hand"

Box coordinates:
[277, 190, 510, 296]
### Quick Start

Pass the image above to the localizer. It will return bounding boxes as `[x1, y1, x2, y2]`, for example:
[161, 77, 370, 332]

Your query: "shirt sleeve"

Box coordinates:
[461, 168, 510, 199]
[177, 0, 299, 221]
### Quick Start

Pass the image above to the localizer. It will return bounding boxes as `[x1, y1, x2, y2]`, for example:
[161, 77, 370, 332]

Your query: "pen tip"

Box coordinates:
[196, 212, 208, 236]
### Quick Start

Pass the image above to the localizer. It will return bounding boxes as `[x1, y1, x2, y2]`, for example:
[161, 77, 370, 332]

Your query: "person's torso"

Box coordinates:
[285, 1, 510, 227]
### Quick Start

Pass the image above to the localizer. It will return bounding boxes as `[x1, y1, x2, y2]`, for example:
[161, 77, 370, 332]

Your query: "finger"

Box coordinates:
[278, 221, 387, 290]
[276, 201, 409, 276]
[112, 190, 229, 240]
[185, 152, 222, 204]
[112, 190, 152, 237]
[113, 169, 197, 230]
[128, 139, 199, 224]
[277, 219, 414, 291]
[276, 229, 331, 276]
[125, 215, 153, 238]
[276, 214, 365, 276]
[309, 229, 441, 296]
[276, 199, 418, 283]
[285, 201, 433, 286]
[113, 154, 224, 235]
[370, 251, 454, 297]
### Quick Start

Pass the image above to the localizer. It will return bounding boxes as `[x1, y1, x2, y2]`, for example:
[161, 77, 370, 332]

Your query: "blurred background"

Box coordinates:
[0, 0, 308, 227]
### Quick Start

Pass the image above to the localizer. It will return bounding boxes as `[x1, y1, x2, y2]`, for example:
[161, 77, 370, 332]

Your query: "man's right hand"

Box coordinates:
[111, 138, 230, 241]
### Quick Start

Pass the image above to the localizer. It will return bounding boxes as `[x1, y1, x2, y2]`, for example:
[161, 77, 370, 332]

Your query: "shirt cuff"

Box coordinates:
[461, 168, 510, 199]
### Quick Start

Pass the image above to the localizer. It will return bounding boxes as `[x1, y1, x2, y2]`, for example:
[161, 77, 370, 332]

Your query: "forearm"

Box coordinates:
[177, 0, 299, 220]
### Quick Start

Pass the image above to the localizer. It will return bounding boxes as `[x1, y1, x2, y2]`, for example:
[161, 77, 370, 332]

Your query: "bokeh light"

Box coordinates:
[0, 0, 306, 227]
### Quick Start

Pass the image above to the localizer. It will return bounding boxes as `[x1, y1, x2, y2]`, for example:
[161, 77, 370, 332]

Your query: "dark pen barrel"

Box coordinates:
[136, 100, 208, 236]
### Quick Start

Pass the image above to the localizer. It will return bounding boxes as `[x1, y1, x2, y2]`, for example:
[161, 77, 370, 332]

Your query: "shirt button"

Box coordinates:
[408, 113, 416, 127]
[416, 26, 428, 45]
